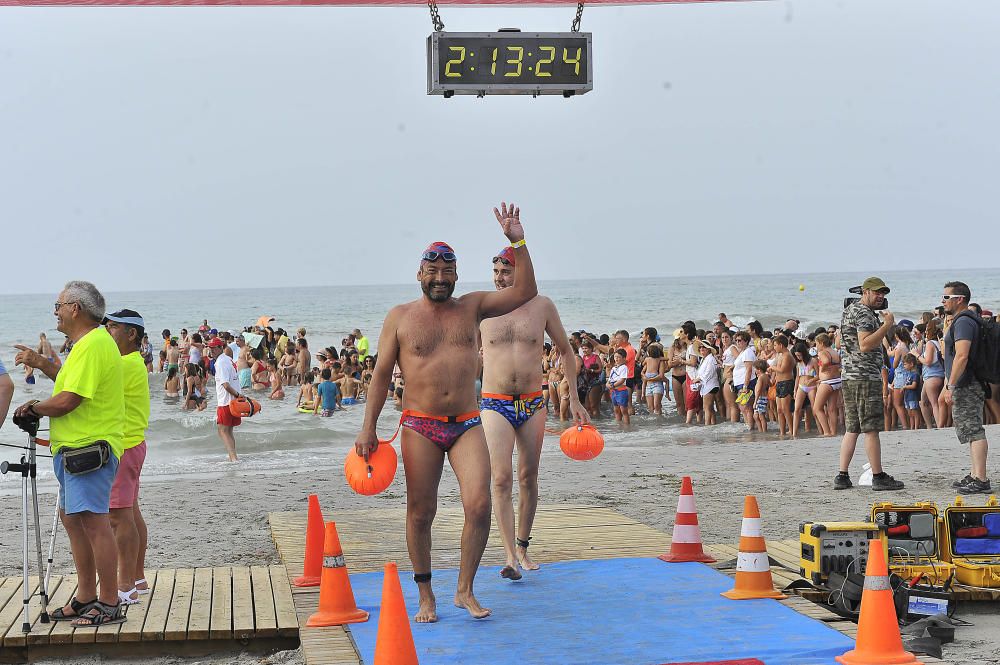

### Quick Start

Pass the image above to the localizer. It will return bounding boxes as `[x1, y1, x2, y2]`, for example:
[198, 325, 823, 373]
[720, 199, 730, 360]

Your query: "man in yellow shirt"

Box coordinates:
[14, 281, 126, 626]
[104, 309, 151, 605]
[353, 328, 370, 361]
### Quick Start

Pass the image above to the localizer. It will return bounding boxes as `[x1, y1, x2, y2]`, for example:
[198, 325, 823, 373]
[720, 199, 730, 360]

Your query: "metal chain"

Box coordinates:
[427, 0, 445, 32]
[571, 1, 585, 32]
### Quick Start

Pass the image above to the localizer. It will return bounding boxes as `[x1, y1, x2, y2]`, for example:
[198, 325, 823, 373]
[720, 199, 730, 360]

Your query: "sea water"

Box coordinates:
[2, 268, 998, 490]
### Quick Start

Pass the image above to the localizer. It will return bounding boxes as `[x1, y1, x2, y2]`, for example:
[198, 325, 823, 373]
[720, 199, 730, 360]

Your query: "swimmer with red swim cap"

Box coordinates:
[355, 202, 537, 622]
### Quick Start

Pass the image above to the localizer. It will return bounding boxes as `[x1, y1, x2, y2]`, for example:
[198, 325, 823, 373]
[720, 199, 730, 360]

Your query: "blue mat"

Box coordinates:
[345, 557, 854, 665]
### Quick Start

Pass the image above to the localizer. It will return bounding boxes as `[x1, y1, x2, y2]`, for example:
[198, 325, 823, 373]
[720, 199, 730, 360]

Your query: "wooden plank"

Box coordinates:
[117, 570, 157, 643]
[187, 568, 213, 640]
[5, 576, 65, 647]
[0, 577, 31, 643]
[269, 565, 299, 638]
[141, 568, 175, 641]
[250, 565, 278, 638]
[28, 574, 76, 645]
[163, 568, 195, 641]
[209, 566, 232, 640]
[232, 566, 255, 640]
[0, 578, 25, 641]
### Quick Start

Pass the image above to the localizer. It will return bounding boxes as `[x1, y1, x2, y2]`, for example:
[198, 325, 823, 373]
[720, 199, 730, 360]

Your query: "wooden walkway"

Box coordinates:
[0, 565, 297, 662]
[269, 504, 950, 665]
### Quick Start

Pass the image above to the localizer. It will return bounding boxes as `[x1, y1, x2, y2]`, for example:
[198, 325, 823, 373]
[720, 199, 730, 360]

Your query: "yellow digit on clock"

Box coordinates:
[445, 46, 466, 78]
[505, 46, 524, 77]
[563, 47, 582, 76]
[535, 46, 556, 77]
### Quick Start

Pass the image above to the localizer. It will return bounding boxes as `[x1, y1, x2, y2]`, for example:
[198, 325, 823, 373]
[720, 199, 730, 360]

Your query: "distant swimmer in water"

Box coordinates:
[355, 202, 537, 622]
[164, 367, 181, 398]
[23, 332, 60, 384]
[480, 245, 589, 581]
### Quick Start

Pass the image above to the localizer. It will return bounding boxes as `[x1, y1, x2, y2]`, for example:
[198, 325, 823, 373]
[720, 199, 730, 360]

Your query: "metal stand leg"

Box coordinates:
[20, 454, 31, 633]
[29, 437, 50, 623]
[44, 489, 60, 619]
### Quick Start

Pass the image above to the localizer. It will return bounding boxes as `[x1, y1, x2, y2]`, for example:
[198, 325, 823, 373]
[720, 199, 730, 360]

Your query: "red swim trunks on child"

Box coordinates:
[110, 441, 147, 509]
[216, 406, 242, 427]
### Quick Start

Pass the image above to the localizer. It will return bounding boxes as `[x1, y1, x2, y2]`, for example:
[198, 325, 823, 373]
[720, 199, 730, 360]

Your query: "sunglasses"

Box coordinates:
[941, 294, 964, 301]
[422, 250, 456, 262]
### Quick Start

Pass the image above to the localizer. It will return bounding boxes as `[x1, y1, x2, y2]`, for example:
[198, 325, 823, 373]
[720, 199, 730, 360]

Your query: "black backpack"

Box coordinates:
[956, 310, 1000, 385]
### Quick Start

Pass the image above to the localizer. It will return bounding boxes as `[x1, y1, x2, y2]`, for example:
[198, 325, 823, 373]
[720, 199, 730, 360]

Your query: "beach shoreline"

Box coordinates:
[3, 422, 997, 665]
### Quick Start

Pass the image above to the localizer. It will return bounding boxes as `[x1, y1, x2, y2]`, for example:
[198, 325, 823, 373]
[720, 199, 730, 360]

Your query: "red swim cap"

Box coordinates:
[493, 246, 516, 266]
[421, 241, 456, 261]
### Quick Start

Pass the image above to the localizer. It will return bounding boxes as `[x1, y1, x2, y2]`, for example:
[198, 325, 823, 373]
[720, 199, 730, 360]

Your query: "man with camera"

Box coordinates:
[13, 280, 126, 626]
[833, 276, 905, 491]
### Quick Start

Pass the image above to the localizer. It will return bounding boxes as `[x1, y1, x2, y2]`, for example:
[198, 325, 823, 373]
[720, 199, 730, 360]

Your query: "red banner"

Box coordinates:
[0, 0, 749, 6]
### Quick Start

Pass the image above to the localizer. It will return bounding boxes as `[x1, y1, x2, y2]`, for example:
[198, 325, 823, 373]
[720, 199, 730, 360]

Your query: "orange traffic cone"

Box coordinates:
[306, 522, 369, 626]
[374, 562, 419, 665]
[836, 540, 923, 665]
[294, 494, 325, 587]
[659, 476, 716, 563]
[721, 496, 786, 600]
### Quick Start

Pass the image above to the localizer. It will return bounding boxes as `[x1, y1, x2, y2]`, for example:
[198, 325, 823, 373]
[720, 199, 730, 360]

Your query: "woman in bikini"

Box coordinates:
[791, 340, 818, 437]
[668, 337, 688, 421]
[268, 358, 285, 400]
[812, 333, 842, 436]
[913, 320, 945, 428]
[164, 366, 181, 399]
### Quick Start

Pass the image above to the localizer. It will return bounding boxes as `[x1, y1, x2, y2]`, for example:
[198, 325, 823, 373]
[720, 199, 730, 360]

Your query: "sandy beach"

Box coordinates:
[3, 423, 999, 665]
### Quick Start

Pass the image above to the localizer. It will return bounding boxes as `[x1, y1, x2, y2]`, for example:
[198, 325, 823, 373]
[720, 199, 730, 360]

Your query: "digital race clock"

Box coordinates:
[427, 31, 593, 97]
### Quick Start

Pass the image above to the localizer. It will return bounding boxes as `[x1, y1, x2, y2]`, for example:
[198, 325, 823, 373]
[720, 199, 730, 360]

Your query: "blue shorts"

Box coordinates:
[905, 399, 919, 410]
[611, 389, 629, 407]
[53, 451, 119, 515]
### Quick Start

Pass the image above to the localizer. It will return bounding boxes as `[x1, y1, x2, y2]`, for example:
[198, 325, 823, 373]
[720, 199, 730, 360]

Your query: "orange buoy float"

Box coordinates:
[559, 424, 604, 461]
[229, 396, 262, 418]
[345, 440, 398, 496]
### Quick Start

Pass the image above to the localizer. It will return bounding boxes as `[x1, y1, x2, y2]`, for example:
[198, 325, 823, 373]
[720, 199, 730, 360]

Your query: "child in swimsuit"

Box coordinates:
[268, 359, 285, 400]
[296, 373, 317, 410]
[753, 360, 770, 432]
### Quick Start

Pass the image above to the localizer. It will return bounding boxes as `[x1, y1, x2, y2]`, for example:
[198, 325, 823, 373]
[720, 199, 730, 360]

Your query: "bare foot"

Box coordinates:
[414, 592, 438, 623]
[499, 564, 522, 581]
[517, 546, 540, 571]
[454, 591, 491, 619]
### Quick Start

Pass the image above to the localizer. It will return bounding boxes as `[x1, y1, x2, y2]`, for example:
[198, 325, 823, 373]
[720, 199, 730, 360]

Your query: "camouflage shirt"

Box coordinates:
[841, 301, 883, 381]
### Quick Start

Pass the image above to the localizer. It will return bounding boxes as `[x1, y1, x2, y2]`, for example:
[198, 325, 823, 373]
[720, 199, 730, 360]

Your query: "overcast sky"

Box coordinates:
[1, 1, 996, 295]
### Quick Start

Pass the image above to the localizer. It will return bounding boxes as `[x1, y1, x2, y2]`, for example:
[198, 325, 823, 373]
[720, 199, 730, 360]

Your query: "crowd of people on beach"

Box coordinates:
[549, 302, 1000, 438]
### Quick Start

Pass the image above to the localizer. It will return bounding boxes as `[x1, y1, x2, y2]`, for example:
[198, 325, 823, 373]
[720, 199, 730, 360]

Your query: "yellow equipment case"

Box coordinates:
[870, 501, 956, 586]
[942, 495, 1000, 588]
[799, 521, 883, 586]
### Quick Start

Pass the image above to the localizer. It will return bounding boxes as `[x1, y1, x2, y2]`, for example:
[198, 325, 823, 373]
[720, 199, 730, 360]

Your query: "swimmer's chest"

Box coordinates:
[398, 307, 478, 358]
[480, 301, 544, 349]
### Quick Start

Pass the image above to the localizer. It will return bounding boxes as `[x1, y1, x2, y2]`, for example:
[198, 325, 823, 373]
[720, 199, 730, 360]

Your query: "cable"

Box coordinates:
[0, 443, 52, 458]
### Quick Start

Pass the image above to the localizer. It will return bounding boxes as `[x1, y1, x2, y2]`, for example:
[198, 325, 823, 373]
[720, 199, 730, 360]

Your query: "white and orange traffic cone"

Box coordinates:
[659, 476, 716, 563]
[306, 522, 369, 626]
[721, 496, 786, 600]
[836, 540, 923, 665]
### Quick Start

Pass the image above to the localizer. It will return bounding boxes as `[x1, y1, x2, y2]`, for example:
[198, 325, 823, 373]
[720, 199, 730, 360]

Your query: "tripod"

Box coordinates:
[2, 413, 59, 633]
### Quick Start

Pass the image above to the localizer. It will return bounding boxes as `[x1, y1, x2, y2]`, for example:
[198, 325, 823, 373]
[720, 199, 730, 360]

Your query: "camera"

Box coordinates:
[844, 286, 888, 311]
[13, 412, 40, 437]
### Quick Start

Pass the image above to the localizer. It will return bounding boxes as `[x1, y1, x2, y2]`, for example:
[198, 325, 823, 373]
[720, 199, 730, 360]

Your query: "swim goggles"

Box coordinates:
[492, 256, 512, 266]
[422, 250, 456, 262]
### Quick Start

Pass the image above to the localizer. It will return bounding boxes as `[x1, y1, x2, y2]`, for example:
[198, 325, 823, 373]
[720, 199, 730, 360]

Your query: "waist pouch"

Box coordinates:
[62, 441, 111, 475]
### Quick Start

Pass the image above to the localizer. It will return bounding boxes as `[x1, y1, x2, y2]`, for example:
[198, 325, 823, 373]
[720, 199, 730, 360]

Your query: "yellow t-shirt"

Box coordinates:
[50, 327, 125, 459]
[357, 336, 370, 360]
[122, 351, 150, 451]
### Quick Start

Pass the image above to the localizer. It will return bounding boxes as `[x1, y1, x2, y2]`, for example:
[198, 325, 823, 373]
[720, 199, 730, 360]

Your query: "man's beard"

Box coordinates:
[422, 280, 455, 303]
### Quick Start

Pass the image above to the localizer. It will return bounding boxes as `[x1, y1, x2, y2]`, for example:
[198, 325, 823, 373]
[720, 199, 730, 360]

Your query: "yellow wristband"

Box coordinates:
[510, 239, 526, 249]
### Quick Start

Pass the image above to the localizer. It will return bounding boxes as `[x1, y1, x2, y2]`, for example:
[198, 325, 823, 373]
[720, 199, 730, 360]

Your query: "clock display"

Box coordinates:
[427, 32, 593, 96]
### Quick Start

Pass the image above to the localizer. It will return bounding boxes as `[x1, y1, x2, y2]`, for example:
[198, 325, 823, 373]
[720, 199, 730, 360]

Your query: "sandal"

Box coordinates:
[51, 597, 97, 621]
[71, 600, 127, 626]
[118, 588, 141, 605]
[135, 578, 151, 595]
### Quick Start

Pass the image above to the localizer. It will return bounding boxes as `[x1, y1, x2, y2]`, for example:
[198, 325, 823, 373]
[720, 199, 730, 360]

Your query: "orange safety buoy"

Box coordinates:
[345, 440, 398, 496]
[229, 396, 262, 418]
[559, 424, 604, 461]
